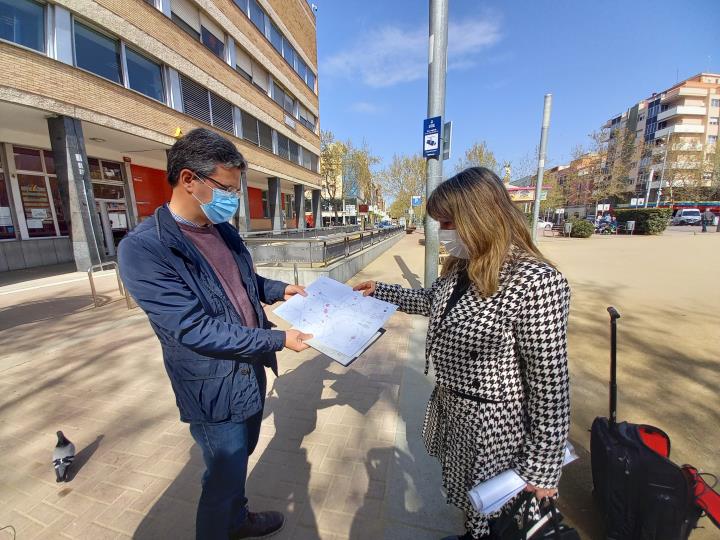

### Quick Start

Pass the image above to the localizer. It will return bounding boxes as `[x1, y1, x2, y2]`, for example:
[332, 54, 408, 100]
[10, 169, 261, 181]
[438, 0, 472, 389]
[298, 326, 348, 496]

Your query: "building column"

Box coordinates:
[47, 116, 104, 270]
[268, 177, 282, 232]
[236, 172, 251, 232]
[311, 189, 321, 229]
[294, 184, 305, 230]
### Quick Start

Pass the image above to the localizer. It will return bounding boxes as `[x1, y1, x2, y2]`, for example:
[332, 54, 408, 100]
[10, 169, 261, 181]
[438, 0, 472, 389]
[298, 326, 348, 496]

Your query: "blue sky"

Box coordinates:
[315, 0, 720, 177]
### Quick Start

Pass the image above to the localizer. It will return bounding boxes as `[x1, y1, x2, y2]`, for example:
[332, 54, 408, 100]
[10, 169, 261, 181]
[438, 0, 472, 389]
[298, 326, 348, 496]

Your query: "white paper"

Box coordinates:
[468, 441, 579, 515]
[26, 219, 44, 229]
[31, 208, 47, 219]
[274, 277, 397, 363]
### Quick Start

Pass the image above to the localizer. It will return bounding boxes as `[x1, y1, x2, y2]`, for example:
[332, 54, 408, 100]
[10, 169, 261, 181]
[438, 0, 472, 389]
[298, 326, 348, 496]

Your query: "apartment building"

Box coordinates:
[604, 73, 720, 202]
[0, 0, 322, 272]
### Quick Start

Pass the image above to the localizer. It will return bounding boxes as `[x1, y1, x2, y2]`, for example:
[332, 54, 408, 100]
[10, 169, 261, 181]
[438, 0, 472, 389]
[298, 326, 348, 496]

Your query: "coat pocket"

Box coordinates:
[173, 358, 234, 380]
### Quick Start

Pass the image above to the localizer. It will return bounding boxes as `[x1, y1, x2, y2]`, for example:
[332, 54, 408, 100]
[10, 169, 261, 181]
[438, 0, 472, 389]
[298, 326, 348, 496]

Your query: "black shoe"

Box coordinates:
[230, 510, 285, 539]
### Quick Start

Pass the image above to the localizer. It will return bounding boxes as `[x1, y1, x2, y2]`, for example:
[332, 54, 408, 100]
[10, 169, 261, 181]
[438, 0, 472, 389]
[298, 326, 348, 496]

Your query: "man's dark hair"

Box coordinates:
[167, 128, 246, 187]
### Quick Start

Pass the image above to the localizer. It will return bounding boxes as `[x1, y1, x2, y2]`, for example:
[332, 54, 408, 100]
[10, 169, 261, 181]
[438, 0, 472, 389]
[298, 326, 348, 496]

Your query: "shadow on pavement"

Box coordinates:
[0, 262, 76, 287]
[393, 255, 423, 289]
[0, 295, 102, 332]
[66, 434, 105, 482]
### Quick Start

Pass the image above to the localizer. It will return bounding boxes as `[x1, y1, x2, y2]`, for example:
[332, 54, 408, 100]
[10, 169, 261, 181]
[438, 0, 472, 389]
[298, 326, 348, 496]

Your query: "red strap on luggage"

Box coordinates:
[684, 465, 720, 530]
[638, 425, 671, 458]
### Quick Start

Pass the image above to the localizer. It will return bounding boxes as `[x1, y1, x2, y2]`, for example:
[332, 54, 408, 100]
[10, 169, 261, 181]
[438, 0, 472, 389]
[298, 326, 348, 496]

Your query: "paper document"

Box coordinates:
[274, 277, 397, 365]
[468, 441, 579, 515]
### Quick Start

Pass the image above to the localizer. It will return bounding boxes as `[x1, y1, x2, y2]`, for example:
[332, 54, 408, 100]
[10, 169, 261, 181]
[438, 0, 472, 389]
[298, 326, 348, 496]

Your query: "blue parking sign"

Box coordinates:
[423, 116, 441, 158]
[411, 196, 422, 207]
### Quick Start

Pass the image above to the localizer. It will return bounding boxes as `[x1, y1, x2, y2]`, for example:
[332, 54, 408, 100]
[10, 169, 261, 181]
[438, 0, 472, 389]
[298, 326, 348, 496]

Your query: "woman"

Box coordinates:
[354, 167, 571, 540]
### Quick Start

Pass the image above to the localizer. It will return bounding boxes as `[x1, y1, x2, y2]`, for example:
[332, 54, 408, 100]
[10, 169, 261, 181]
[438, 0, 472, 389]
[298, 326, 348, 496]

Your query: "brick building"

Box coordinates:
[0, 0, 322, 272]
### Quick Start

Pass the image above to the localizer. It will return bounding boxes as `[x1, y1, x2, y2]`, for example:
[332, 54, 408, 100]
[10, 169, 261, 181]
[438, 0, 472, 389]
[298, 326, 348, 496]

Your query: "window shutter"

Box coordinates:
[251, 61, 269, 92]
[241, 111, 259, 145]
[236, 46, 252, 78]
[180, 75, 211, 123]
[199, 13, 224, 43]
[210, 92, 234, 133]
[171, 0, 200, 32]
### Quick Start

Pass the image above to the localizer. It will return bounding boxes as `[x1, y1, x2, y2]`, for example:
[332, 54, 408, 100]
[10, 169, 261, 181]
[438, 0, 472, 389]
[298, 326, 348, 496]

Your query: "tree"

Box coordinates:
[344, 140, 381, 214]
[320, 130, 346, 222]
[378, 154, 427, 221]
[456, 141, 499, 174]
[589, 126, 636, 204]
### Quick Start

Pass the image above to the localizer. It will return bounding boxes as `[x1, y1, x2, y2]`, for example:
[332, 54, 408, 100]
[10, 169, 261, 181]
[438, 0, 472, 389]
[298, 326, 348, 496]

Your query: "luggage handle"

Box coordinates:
[607, 307, 620, 427]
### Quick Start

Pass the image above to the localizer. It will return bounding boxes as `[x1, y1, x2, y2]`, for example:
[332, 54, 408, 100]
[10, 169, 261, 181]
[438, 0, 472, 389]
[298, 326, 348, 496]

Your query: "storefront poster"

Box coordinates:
[31, 208, 48, 219]
[26, 219, 44, 229]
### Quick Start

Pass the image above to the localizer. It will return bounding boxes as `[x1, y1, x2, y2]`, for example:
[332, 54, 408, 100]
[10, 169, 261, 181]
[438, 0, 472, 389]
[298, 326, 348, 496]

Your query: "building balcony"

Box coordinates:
[661, 86, 709, 103]
[657, 106, 707, 121]
[655, 124, 705, 138]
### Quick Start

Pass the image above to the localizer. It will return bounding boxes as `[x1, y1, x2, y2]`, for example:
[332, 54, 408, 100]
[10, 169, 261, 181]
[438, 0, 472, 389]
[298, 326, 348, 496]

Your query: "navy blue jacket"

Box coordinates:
[118, 206, 288, 424]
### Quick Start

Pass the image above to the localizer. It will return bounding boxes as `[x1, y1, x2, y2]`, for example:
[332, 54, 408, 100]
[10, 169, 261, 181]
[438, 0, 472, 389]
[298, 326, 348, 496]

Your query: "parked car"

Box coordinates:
[672, 208, 702, 225]
[536, 219, 553, 229]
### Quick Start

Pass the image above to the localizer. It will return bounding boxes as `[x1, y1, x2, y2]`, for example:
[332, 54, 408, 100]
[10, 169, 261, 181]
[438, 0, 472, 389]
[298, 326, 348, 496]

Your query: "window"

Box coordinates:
[171, 0, 201, 40]
[233, 0, 249, 13]
[302, 147, 311, 169]
[74, 22, 122, 84]
[241, 111, 259, 145]
[299, 105, 316, 131]
[251, 61, 269, 93]
[297, 59, 307, 83]
[310, 153, 318, 173]
[180, 75, 211, 123]
[249, 0, 265, 33]
[269, 22, 283, 53]
[261, 190, 269, 217]
[258, 121, 273, 151]
[13, 147, 68, 238]
[0, 171, 14, 239]
[709, 135, 718, 144]
[201, 26, 224, 58]
[200, 14, 224, 59]
[288, 140, 299, 164]
[306, 71, 316, 92]
[710, 117, 719, 125]
[210, 92, 234, 133]
[126, 47, 164, 102]
[712, 99, 720, 107]
[282, 37, 295, 66]
[285, 193, 293, 218]
[277, 133, 289, 159]
[0, 0, 44, 52]
[236, 46, 252, 81]
[272, 82, 295, 115]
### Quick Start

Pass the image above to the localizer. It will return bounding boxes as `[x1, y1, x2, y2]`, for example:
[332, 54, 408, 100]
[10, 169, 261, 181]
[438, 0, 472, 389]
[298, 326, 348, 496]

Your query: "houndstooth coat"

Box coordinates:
[374, 247, 570, 502]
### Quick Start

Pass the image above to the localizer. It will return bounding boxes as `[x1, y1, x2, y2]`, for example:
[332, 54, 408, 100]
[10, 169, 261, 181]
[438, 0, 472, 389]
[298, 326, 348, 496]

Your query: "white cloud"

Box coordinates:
[322, 14, 501, 88]
[350, 101, 382, 114]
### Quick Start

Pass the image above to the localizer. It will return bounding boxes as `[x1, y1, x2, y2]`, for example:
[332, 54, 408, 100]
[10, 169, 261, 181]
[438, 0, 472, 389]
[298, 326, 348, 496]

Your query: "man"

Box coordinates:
[702, 208, 714, 233]
[119, 128, 311, 539]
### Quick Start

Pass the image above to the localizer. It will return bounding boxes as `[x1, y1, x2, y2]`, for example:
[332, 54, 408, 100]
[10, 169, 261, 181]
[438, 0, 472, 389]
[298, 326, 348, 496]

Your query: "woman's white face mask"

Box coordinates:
[438, 229, 470, 259]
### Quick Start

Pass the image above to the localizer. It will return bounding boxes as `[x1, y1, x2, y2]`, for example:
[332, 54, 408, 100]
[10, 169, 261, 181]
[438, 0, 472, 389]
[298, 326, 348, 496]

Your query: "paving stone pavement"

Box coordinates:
[2, 231, 718, 539]
[0, 233, 461, 540]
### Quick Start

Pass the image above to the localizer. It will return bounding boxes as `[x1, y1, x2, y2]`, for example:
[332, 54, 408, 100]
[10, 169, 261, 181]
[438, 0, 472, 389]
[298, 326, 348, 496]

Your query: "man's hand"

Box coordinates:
[285, 329, 313, 352]
[524, 483, 557, 501]
[284, 284, 307, 301]
[352, 281, 376, 297]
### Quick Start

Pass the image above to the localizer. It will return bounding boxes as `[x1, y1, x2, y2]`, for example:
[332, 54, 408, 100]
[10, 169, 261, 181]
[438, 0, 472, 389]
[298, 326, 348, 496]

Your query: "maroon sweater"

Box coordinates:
[177, 222, 259, 328]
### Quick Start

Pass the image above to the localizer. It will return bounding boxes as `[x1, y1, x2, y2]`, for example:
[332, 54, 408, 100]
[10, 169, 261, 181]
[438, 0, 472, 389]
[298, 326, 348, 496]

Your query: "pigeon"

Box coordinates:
[52, 431, 75, 482]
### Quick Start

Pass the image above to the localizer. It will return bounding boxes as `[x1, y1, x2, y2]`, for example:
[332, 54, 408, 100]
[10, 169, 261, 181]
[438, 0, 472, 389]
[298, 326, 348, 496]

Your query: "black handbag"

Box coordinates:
[491, 492, 580, 540]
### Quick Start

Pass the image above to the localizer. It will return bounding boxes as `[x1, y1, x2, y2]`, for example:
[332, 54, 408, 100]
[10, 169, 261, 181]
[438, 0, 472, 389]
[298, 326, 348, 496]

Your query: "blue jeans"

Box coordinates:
[189, 366, 265, 540]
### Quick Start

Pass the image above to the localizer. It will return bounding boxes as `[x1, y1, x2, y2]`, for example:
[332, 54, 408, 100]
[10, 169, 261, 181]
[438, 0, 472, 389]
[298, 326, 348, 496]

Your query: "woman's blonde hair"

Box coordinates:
[427, 166, 554, 296]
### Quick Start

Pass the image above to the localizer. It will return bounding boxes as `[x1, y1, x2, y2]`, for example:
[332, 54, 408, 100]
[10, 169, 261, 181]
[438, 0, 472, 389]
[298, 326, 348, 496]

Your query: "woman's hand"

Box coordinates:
[524, 483, 557, 501]
[353, 281, 376, 297]
[284, 284, 307, 301]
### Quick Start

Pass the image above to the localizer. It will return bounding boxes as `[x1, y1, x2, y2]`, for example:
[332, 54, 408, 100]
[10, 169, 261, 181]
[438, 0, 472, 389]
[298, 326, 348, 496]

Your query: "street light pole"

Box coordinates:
[656, 133, 670, 207]
[531, 94, 553, 243]
[424, 0, 449, 287]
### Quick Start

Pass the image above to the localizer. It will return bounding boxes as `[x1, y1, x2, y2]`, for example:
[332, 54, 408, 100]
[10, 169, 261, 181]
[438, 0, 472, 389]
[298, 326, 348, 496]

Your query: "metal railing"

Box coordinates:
[244, 226, 404, 268]
[87, 261, 135, 309]
[240, 224, 361, 240]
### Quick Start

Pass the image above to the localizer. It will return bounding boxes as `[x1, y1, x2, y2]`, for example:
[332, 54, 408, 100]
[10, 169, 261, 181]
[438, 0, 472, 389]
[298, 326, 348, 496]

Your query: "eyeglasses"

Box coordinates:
[193, 171, 242, 198]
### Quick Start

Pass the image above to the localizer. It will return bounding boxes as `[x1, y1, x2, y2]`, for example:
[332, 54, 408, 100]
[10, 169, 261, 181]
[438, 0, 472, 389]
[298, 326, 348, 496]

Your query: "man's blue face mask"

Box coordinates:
[192, 173, 240, 224]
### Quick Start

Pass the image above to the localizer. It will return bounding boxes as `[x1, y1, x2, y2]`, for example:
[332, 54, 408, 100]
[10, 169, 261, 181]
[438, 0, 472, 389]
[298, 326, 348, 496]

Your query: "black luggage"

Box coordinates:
[590, 307, 702, 540]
